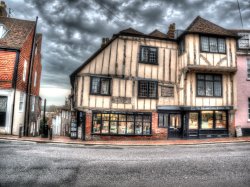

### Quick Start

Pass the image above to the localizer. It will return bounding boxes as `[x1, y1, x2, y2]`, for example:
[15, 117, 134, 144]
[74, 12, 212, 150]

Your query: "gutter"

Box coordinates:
[24, 16, 38, 136]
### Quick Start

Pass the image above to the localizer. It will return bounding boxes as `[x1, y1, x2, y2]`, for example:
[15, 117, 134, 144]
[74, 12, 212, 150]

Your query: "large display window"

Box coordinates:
[201, 111, 214, 129]
[189, 113, 198, 129]
[92, 112, 151, 135]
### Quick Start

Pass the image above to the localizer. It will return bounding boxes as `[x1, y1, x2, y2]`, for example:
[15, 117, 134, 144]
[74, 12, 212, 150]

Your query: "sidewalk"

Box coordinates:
[1, 134, 250, 146]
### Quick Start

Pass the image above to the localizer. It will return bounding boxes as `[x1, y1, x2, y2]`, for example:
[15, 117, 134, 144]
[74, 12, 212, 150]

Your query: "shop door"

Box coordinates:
[168, 114, 182, 139]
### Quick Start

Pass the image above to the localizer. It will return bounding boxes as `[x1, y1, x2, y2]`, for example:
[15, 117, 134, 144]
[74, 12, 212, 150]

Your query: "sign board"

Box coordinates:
[236, 126, 242, 137]
[70, 112, 78, 139]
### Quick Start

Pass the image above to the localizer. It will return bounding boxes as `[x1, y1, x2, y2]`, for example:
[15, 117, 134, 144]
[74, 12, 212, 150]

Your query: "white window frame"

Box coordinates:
[23, 60, 27, 82]
[31, 96, 35, 112]
[19, 93, 25, 112]
[0, 24, 8, 38]
[34, 71, 37, 87]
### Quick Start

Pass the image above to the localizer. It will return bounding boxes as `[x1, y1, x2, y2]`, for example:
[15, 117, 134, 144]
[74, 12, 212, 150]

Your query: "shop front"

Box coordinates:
[158, 106, 233, 139]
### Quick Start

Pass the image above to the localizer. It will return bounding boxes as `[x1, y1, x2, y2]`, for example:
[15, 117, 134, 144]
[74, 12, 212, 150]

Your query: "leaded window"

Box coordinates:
[200, 36, 226, 53]
[197, 74, 222, 97]
[90, 77, 111, 95]
[92, 112, 152, 135]
[238, 33, 250, 49]
[138, 81, 158, 98]
[140, 46, 158, 64]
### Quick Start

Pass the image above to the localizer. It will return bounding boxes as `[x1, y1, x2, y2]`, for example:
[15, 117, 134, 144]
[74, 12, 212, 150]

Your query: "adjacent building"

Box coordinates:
[70, 16, 238, 140]
[0, 2, 42, 136]
[233, 30, 250, 135]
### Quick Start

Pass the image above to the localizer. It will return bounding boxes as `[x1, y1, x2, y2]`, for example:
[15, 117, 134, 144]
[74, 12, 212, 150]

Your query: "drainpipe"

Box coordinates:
[24, 16, 38, 136]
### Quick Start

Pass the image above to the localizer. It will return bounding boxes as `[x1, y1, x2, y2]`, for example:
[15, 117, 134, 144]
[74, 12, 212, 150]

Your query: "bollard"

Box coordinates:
[19, 126, 22, 138]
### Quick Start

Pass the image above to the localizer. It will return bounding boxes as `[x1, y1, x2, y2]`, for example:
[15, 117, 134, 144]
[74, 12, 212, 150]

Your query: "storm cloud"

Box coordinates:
[6, 0, 250, 105]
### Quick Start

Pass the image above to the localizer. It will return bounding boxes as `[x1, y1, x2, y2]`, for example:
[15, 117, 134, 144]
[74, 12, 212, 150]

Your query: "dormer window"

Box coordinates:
[0, 24, 8, 38]
[238, 33, 250, 49]
[200, 36, 226, 53]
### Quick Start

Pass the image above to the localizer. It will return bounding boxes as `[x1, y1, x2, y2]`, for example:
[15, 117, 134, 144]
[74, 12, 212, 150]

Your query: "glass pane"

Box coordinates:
[102, 113, 109, 121]
[0, 96, 7, 112]
[135, 122, 142, 135]
[127, 115, 134, 121]
[135, 115, 142, 121]
[214, 75, 221, 81]
[163, 114, 168, 127]
[93, 121, 101, 133]
[205, 81, 213, 96]
[201, 36, 209, 51]
[143, 122, 151, 135]
[91, 77, 100, 93]
[205, 75, 213, 80]
[209, 37, 218, 52]
[201, 111, 213, 129]
[189, 113, 198, 129]
[118, 121, 126, 134]
[218, 38, 225, 53]
[139, 81, 148, 97]
[100, 79, 110, 94]
[119, 114, 126, 121]
[169, 114, 181, 128]
[101, 121, 109, 134]
[158, 114, 164, 127]
[110, 114, 118, 121]
[197, 74, 205, 80]
[110, 121, 117, 134]
[143, 115, 151, 122]
[93, 113, 101, 121]
[126, 121, 134, 134]
[148, 82, 157, 97]
[214, 81, 222, 96]
[141, 47, 149, 62]
[197, 80, 205, 96]
[149, 48, 157, 63]
[215, 111, 227, 128]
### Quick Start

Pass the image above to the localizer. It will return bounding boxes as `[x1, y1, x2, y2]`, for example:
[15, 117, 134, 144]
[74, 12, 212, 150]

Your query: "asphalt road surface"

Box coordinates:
[0, 140, 250, 187]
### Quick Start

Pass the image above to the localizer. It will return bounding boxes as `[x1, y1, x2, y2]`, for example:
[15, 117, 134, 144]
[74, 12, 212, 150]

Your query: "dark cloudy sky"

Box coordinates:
[6, 0, 250, 105]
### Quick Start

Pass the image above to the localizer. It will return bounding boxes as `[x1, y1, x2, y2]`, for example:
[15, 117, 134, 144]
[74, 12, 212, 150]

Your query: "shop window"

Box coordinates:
[189, 113, 198, 129]
[90, 77, 111, 95]
[140, 46, 158, 64]
[215, 111, 227, 128]
[138, 80, 158, 98]
[197, 74, 222, 97]
[0, 96, 7, 127]
[201, 111, 213, 129]
[158, 113, 168, 128]
[200, 36, 226, 53]
[92, 112, 151, 135]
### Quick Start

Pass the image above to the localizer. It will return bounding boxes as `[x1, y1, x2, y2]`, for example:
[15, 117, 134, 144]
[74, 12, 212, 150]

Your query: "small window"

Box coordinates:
[140, 46, 158, 64]
[90, 77, 111, 95]
[19, 93, 25, 112]
[200, 36, 226, 53]
[247, 59, 250, 79]
[197, 74, 222, 97]
[248, 98, 250, 120]
[238, 33, 250, 49]
[23, 60, 27, 82]
[158, 113, 168, 128]
[138, 81, 158, 98]
[178, 39, 185, 55]
[0, 24, 8, 38]
[31, 97, 35, 112]
[34, 71, 37, 87]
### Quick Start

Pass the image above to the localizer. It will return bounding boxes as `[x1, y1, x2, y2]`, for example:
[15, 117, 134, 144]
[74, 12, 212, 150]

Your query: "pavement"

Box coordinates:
[0, 134, 250, 146]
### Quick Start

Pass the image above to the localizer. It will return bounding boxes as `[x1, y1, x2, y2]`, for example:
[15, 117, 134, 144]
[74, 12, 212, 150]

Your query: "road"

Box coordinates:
[0, 140, 250, 187]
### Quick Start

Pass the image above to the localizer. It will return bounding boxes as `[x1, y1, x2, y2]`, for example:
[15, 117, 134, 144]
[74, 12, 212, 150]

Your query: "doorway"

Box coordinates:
[168, 114, 182, 139]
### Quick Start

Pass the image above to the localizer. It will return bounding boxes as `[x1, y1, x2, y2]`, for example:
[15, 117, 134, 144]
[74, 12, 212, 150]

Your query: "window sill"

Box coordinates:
[139, 61, 158, 65]
[90, 94, 111, 96]
[196, 96, 223, 98]
[200, 51, 226, 55]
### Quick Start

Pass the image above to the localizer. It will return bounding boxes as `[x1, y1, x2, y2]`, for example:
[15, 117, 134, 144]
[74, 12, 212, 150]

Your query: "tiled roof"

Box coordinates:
[148, 29, 167, 38]
[186, 16, 237, 37]
[0, 17, 35, 49]
[119, 27, 144, 35]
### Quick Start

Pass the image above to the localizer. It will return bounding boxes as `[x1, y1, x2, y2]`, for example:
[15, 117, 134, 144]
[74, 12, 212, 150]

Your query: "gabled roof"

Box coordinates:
[119, 27, 144, 35]
[148, 29, 167, 38]
[0, 17, 36, 49]
[185, 16, 237, 37]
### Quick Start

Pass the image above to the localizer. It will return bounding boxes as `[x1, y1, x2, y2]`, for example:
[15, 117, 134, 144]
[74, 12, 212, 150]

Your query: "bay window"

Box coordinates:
[197, 74, 222, 97]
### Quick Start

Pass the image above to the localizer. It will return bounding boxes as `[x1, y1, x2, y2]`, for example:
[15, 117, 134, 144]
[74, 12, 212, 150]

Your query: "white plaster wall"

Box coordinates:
[0, 89, 14, 134]
[12, 90, 26, 135]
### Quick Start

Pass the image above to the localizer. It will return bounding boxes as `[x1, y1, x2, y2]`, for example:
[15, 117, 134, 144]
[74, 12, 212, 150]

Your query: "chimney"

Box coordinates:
[167, 23, 175, 39]
[0, 1, 7, 17]
[101, 37, 110, 48]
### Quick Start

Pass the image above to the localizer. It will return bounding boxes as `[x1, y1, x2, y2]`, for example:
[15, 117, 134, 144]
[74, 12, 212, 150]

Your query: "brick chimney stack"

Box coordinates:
[0, 1, 7, 17]
[167, 23, 175, 39]
[101, 37, 110, 48]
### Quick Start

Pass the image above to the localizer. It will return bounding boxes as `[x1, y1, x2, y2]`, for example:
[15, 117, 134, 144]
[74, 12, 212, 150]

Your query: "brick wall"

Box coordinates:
[0, 50, 16, 89]
[16, 28, 34, 92]
[84, 111, 168, 141]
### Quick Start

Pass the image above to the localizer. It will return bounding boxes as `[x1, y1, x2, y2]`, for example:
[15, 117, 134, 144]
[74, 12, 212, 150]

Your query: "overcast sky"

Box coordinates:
[6, 0, 250, 105]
